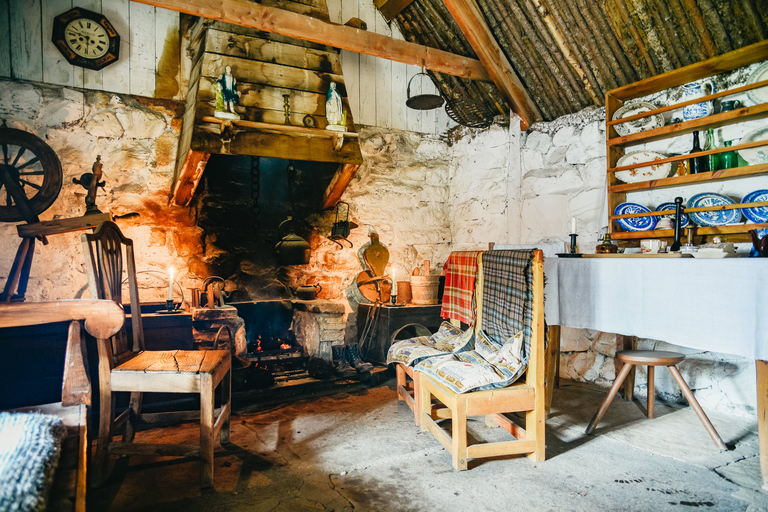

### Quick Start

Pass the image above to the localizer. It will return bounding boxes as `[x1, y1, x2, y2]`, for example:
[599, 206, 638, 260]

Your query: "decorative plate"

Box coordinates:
[687, 192, 742, 226]
[614, 202, 657, 232]
[655, 202, 689, 228]
[741, 189, 768, 223]
[611, 101, 664, 137]
[737, 126, 768, 165]
[746, 61, 768, 105]
[615, 151, 672, 184]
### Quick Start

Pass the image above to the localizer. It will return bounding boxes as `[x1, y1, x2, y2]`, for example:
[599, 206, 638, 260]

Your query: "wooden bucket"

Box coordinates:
[396, 281, 412, 303]
[410, 275, 440, 304]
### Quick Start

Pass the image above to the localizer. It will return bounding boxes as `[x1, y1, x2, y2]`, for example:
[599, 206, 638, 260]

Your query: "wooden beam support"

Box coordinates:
[170, 149, 210, 207]
[375, 0, 417, 22]
[132, 0, 490, 82]
[323, 163, 360, 209]
[439, 0, 542, 129]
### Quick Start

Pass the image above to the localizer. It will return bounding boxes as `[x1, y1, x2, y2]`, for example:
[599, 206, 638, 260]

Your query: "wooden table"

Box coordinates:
[543, 257, 768, 490]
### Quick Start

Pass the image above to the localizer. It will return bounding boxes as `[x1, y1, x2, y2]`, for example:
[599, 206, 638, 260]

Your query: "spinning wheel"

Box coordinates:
[0, 128, 63, 223]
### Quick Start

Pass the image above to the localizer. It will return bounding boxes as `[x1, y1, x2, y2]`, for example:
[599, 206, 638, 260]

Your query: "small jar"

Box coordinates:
[596, 233, 619, 254]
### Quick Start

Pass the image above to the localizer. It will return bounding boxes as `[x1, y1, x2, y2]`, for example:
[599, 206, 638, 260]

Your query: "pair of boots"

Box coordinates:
[332, 344, 373, 379]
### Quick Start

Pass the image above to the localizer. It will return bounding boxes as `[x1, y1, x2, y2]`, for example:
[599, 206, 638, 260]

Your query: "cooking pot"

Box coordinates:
[293, 283, 322, 300]
[275, 217, 311, 265]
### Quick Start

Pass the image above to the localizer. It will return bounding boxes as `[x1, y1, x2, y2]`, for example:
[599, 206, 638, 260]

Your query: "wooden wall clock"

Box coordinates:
[52, 7, 120, 71]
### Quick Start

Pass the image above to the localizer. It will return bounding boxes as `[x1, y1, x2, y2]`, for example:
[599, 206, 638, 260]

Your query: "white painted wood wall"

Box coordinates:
[0, 0, 453, 133]
[325, 0, 456, 134]
[0, 0, 179, 98]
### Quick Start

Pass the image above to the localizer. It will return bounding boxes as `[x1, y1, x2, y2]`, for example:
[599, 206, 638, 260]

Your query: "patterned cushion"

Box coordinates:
[386, 322, 474, 366]
[415, 330, 526, 394]
[0, 412, 65, 512]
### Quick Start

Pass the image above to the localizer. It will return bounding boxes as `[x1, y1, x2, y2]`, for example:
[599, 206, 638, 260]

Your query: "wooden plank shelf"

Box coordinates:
[610, 200, 768, 220]
[611, 222, 768, 240]
[609, 164, 768, 193]
[202, 116, 360, 139]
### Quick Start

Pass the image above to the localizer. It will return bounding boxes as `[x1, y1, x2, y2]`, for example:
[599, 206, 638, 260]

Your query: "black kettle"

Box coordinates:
[275, 217, 311, 265]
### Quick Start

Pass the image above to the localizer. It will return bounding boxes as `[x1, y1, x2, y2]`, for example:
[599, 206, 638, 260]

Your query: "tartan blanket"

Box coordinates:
[480, 249, 534, 363]
[440, 251, 482, 325]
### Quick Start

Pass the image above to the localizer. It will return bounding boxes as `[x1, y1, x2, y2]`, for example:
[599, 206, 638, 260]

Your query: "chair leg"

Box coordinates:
[92, 391, 115, 488]
[221, 368, 231, 444]
[413, 369, 421, 427]
[200, 374, 215, 488]
[667, 366, 727, 450]
[124, 392, 143, 443]
[395, 364, 406, 402]
[647, 366, 655, 419]
[418, 373, 432, 432]
[586, 362, 634, 434]
[452, 396, 468, 471]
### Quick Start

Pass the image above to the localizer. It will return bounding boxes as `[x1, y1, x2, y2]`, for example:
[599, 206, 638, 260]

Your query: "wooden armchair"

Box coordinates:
[417, 250, 546, 470]
[0, 299, 124, 512]
[81, 221, 231, 488]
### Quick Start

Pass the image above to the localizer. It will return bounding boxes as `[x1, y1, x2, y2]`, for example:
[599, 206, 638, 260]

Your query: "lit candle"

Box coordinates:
[392, 267, 397, 295]
[571, 217, 576, 234]
[168, 266, 174, 301]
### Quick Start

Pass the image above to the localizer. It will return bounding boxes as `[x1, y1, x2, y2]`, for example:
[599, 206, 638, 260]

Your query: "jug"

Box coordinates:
[719, 100, 741, 113]
[292, 283, 322, 300]
[750, 229, 768, 257]
[682, 79, 716, 121]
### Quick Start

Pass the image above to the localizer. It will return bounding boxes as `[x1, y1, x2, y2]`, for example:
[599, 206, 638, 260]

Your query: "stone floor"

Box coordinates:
[89, 378, 768, 512]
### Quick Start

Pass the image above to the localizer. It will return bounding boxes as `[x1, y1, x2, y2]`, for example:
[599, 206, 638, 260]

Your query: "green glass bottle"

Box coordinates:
[721, 140, 734, 169]
[704, 127, 717, 172]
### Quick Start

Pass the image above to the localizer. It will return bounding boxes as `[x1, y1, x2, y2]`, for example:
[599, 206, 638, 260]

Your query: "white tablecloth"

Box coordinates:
[543, 257, 768, 360]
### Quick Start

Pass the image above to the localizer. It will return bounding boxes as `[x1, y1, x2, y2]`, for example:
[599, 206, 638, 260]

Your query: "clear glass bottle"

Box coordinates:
[704, 127, 717, 172]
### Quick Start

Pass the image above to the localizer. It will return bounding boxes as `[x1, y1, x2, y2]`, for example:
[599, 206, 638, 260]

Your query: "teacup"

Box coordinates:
[656, 218, 674, 230]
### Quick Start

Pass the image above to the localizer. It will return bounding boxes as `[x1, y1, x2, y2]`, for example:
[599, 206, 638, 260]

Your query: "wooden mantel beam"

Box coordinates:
[440, 0, 542, 129]
[132, 0, 491, 82]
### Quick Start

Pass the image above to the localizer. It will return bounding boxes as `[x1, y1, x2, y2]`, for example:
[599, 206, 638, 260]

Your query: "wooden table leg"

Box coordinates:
[757, 360, 768, 491]
[616, 335, 636, 401]
[545, 325, 560, 416]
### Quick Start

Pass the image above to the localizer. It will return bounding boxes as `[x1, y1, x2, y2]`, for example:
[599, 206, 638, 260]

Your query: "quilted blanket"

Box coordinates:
[440, 251, 482, 326]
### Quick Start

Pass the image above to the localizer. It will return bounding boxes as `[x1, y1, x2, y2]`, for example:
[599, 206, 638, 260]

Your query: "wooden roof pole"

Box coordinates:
[132, 0, 491, 82]
[440, 0, 542, 129]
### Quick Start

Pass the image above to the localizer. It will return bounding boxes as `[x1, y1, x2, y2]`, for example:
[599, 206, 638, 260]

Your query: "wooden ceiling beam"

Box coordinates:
[440, 0, 542, 129]
[132, 0, 491, 82]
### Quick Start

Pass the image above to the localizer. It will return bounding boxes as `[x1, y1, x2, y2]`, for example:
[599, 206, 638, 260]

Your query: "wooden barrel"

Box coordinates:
[410, 275, 440, 304]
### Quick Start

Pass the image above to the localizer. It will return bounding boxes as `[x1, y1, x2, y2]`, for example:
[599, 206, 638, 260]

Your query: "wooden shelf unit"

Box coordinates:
[606, 40, 768, 243]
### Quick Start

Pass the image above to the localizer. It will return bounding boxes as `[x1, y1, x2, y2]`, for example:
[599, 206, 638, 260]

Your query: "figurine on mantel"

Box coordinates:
[215, 65, 241, 120]
[325, 82, 346, 131]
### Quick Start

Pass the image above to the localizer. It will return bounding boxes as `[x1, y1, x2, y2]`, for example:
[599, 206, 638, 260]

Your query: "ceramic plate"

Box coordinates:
[737, 126, 768, 165]
[746, 61, 768, 105]
[687, 192, 742, 226]
[614, 202, 657, 232]
[615, 151, 672, 184]
[655, 202, 689, 228]
[741, 189, 768, 223]
[611, 101, 664, 137]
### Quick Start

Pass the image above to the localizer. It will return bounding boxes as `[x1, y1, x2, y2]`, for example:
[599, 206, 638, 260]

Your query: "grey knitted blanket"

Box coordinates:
[0, 412, 65, 512]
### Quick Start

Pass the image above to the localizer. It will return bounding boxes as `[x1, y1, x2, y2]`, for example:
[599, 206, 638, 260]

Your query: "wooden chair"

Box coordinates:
[418, 250, 546, 470]
[81, 221, 232, 488]
[0, 299, 124, 512]
[586, 350, 727, 449]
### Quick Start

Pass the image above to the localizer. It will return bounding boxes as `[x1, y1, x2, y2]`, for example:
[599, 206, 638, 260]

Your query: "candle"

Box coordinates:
[168, 266, 174, 301]
[571, 217, 576, 234]
[392, 267, 397, 296]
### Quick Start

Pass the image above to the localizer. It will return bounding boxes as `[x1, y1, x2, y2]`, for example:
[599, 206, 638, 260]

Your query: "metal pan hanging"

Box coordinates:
[405, 71, 444, 110]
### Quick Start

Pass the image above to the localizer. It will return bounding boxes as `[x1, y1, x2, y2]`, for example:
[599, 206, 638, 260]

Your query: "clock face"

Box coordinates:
[65, 18, 110, 59]
[52, 7, 120, 70]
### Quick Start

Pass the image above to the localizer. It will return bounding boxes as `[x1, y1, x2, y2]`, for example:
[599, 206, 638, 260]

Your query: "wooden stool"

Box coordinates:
[586, 350, 726, 449]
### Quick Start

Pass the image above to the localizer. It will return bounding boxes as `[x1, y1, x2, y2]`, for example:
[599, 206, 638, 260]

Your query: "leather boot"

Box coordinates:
[346, 344, 373, 373]
[332, 345, 357, 379]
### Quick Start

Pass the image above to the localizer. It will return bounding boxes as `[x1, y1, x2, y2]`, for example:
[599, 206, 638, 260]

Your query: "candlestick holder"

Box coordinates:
[158, 299, 182, 314]
[556, 234, 583, 258]
[391, 293, 397, 304]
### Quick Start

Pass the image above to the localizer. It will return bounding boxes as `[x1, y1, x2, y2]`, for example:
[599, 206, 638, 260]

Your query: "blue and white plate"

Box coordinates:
[615, 202, 657, 232]
[655, 202, 689, 228]
[687, 193, 742, 226]
[742, 189, 768, 224]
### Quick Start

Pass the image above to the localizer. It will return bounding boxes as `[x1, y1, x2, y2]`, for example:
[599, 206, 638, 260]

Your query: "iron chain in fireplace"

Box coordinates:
[250, 156, 261, 232]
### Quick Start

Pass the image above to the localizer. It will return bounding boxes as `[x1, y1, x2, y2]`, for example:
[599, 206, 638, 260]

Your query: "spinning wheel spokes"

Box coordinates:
[0, 129, 62, 223]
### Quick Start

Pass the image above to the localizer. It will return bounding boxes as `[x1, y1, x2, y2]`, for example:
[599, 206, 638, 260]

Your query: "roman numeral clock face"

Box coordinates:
[52, 7, 120, 70]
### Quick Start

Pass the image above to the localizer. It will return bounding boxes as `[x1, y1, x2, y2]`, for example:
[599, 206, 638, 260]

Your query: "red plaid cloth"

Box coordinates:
[440, 251, 482, 325]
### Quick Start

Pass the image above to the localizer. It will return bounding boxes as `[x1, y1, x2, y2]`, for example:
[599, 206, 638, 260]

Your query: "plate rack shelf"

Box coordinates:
[606, 40, 768, 243]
